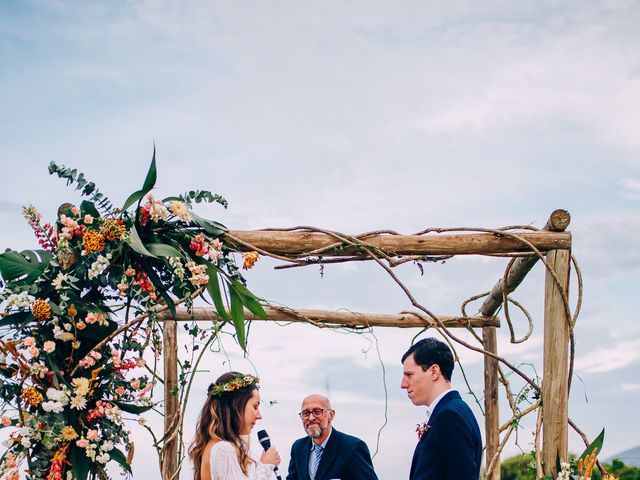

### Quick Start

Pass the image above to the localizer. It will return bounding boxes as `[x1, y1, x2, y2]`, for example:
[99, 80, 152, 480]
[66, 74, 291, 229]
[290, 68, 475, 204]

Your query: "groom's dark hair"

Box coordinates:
[402, 338, 454, 381]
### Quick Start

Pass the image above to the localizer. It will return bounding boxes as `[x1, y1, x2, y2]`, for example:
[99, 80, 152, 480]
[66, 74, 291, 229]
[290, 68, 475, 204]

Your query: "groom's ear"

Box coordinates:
[430, 364, 442, 379]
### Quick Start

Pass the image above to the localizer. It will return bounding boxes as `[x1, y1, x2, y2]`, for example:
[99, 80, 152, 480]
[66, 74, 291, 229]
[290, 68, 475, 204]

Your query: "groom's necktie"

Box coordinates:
[310, 444, 323, 480]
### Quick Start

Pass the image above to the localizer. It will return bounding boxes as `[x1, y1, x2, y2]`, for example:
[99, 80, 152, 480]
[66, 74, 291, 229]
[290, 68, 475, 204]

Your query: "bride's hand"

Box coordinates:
[260, 446, 280, 466]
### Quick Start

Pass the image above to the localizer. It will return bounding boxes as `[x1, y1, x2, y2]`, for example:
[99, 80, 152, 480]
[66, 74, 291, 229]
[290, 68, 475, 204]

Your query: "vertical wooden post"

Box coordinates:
[482, 326, 500, 480]
[542, 249, 571, 477]
[162, 319, 179, 480]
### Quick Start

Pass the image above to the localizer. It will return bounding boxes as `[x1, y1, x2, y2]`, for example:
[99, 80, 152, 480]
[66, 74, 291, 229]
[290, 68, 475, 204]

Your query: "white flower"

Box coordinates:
[100, 440, 114, 452]
[20, 437, 31, 448]
[51, 273, 69, 290]
[6, 292, 31, 309]
[46, 387, 69, 405]
[96, 452, 110, 464]
[0, 352, 6, 364]
[87, 254, 112, 280]
[70, 395, 87, 410]
[53, 326, 75, 342]
[41, 401, 64, 413]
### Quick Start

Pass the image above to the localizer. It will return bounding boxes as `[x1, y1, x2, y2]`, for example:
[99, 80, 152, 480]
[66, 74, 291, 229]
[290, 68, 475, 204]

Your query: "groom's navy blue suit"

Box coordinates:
[286, 428, 378, 480]
[410, 391, 482, 480]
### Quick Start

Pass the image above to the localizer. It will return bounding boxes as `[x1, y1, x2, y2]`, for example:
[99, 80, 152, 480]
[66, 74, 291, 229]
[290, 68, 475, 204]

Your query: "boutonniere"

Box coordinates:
[416, 421, 430, 439]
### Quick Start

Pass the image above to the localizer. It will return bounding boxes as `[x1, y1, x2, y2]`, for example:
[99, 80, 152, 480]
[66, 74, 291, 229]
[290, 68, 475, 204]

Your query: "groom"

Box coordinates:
[401, 338, 482, 480]
[286, 394, 378, 480]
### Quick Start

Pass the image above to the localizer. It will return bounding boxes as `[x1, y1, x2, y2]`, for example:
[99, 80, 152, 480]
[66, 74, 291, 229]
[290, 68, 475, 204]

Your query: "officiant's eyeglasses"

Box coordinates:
[298, 408, 328, 419]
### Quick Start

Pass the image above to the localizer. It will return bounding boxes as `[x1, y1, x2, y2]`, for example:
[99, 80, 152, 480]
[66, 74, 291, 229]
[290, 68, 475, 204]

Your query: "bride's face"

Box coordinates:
[241, 390, 262, 434]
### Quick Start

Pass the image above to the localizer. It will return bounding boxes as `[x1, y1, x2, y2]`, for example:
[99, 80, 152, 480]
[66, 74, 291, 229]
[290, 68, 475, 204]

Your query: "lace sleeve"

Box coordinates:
[210, 442, 275, 480]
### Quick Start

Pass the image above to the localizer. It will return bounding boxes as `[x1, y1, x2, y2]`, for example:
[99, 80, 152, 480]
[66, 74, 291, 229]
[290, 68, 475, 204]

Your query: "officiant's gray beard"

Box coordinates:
[305, 423, 327, 439]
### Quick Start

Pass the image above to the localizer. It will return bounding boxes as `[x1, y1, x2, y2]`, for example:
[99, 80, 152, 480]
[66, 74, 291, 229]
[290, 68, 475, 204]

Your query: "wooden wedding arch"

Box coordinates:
[157, 209, 574, 480]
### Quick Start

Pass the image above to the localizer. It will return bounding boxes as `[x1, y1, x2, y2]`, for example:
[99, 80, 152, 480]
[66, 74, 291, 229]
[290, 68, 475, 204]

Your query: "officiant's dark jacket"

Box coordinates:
[286, 428, 378, 480]
[410, 390, 482, 480]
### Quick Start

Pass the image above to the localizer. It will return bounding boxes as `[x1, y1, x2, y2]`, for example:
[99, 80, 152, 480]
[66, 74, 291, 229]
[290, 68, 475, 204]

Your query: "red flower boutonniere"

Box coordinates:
[416, 421, 430, 439]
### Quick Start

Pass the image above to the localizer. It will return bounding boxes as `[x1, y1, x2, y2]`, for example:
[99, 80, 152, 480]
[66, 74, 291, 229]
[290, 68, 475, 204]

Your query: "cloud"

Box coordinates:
[621, 382, 640, 392]
[620, 178, 640, 200]
[575, 337, 640, 373]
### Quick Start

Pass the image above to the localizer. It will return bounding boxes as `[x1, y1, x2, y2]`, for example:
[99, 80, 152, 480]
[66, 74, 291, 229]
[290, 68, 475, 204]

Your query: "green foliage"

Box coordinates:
[48, 161, 114, 213]
[500, 453, 537, 480]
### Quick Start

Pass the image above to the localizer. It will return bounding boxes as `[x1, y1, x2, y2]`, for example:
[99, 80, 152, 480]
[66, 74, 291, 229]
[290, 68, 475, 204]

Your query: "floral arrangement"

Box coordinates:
[415, 421, 429, 440]
[543, 429, 618, 480]
[0, 153, 265, 480]
[207, 374, 259, 397]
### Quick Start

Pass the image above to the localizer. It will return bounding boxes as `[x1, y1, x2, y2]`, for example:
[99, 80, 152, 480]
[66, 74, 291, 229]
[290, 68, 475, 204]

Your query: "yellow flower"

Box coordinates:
[31, 299, 51, 321]
[82, 229, 105, 253]
[60, 426, 78, 441]
[21, 386, 43, 406]
[242, 251, 259, 270]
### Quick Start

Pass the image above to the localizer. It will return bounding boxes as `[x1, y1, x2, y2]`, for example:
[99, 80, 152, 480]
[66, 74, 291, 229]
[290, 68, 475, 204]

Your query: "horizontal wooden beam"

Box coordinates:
[225, 230, 571, 257]
[158, 306, 500, 329]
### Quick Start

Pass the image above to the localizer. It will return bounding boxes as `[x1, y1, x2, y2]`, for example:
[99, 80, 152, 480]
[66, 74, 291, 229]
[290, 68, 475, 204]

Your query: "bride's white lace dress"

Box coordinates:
[209, 441, 276, 480]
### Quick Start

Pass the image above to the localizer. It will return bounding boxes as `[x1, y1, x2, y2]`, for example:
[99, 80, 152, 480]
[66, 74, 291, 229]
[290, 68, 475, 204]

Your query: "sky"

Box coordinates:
[1, 0, 640, 478]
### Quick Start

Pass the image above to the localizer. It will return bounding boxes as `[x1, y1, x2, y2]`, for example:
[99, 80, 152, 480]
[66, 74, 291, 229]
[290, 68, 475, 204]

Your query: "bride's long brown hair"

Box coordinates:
[189, 372, 258, 480]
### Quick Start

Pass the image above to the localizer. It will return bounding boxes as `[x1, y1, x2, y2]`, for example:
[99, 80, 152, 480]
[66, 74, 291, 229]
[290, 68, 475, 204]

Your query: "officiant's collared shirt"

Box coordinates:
[308, 428, 332, 477]
[425, 388, 455, 423]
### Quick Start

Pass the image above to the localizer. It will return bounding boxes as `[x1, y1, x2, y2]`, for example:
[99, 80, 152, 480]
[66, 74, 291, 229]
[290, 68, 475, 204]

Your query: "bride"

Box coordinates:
[189, 372, 281, 480]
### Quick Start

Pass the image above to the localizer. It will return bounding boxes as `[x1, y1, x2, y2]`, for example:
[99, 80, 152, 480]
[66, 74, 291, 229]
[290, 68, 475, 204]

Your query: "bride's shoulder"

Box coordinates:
[210, 440, 236, 454]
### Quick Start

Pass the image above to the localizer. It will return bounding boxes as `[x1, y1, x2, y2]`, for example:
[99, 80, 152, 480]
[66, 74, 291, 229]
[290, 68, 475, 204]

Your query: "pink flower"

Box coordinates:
[131, 379, 140, 389]
[43, 341, 56, 353]
[84, 214, 94, 224]
[90, 351, 102, 360]
[24, 336, 36, 347]
[136, 357, 145, 367]
[76, 321, 86, 330]
[76, 438, 89, 448]
[86, 429, 99, 441]
[71, 207, 80, 215]
[115, 386, 125, 397]
[28, 346, 40, 358]
[125, 268, 136, 278]
[1, 416, 11, 427]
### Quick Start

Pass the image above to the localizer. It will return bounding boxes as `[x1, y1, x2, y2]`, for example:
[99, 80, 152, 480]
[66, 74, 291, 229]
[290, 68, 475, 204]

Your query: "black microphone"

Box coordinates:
[257, 429, 282, 480]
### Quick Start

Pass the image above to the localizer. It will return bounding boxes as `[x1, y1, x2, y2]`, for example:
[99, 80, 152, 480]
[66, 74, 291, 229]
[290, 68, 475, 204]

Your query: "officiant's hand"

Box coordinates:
[261, 446, 281, 466]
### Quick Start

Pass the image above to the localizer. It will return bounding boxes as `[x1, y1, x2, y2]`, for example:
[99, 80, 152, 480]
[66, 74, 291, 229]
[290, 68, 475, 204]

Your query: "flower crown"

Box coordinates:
[208, 374, 259, 397]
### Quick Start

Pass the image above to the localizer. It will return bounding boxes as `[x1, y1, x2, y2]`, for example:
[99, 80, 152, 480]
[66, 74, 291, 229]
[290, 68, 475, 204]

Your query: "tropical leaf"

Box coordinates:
[229, 287, 247, 350]
[70, 444, 91, 480]
[206, 264, 229, 322]
[0, 249, 52, 285]
[578, 428, 605, 464]
[109, 447, 133, 473]
[0, 310, 34, 328]
[231, 280, 267, 319]
[191, 212, 227, 237]
[121, 148, 157, 212]
[112, 401, 153, 415]
[79, 200, 100, 218]
[145, 242, 182, 258]
[127, 225, 156, 257]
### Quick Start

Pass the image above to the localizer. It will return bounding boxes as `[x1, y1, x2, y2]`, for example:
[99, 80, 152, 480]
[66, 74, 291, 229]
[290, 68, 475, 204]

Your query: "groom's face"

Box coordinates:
[401, 353, 434, 406]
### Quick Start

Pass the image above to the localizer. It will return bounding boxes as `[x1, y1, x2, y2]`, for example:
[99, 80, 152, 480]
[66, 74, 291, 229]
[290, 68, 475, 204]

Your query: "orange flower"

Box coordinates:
[21, 386, 43, 406]
[102, 218, 126, 241]
[68, 304, 77, 320]
[242, 251, 259, 270]
[32, 298, 51, 321]
[82, 229, 105, 253]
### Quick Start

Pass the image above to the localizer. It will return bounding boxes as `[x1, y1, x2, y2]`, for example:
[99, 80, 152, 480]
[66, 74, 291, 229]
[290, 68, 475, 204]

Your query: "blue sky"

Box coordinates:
[2, 1, 640, 478]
